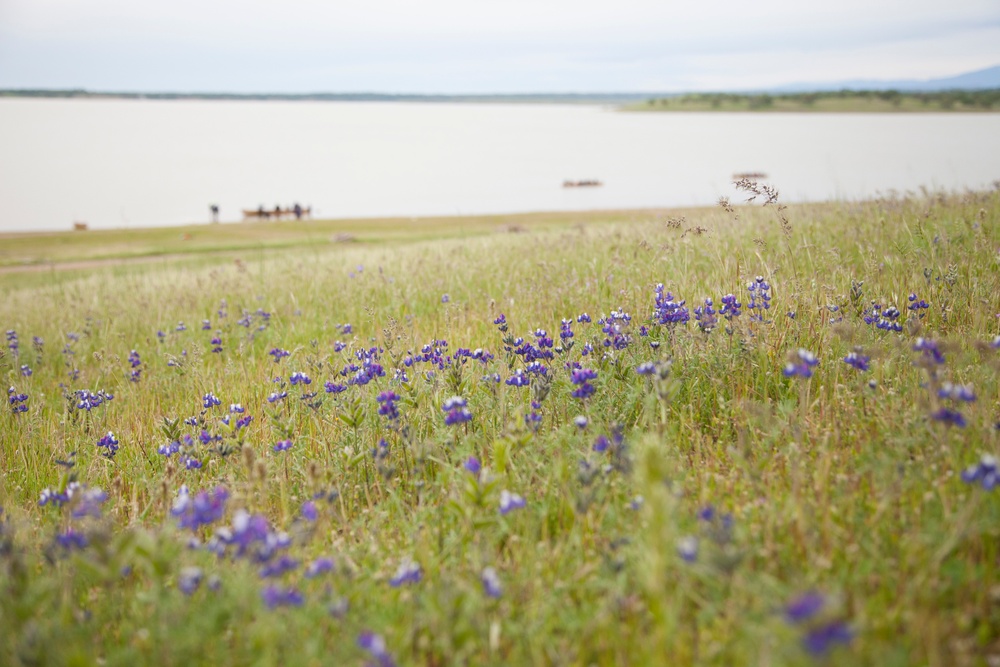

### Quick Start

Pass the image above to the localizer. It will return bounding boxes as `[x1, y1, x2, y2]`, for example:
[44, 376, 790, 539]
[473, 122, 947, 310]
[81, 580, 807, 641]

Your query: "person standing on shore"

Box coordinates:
[210, 204, 219, 223]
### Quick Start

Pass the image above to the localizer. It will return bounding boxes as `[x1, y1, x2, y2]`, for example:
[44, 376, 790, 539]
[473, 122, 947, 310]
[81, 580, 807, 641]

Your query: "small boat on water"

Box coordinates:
[563, 180, 603, 188]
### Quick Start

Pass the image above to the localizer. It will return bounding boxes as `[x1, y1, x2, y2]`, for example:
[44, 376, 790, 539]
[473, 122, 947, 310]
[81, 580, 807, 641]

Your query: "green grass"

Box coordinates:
[626, 89, 1000, 113]
[1, 186, 1000, 666]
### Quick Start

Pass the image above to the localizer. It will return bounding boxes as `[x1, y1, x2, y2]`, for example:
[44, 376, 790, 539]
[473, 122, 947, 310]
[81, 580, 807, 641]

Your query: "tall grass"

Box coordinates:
[1, 186, 999, 666]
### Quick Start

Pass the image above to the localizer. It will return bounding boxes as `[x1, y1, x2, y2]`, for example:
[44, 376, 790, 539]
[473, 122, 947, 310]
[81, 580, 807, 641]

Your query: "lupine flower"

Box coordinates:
[70, 486, 108, 519]
[913, 338, 946, 364]
[211, 336, 223, 353]
[305, 557, 335, 578]
[559, 319, 574, 340]
[907, 293, 930, 314]
[785, 592, 826, 623]
[289, 371, 311, 386]
[269, 348, 290, 362]
[441, 294, 450, 303]
[938, 382, 976, 402]
[719, 294, 741, 320]
[181, 455, 202, 470]
[376, 391, 401, 420]
[259, 555, 299, 578]
[694, 298, 718, 333]
[570, 368, 598, 399]
[324, 381, 347, 394]
[574, 415, 588, 429]
[843, 351, 870, 372]
[54, 528, 89, 552]
[630, 496, 644, 510]
[300, 500, 318, 521]
[499, 490, 526, 514]
[442, 396, 472, 425]
[593, 435, 610, 452]
[203, 393, 221, 409]
[677, 535, 699, 562]
[783, 349, 819, 378]
[961, 454, 998, 490]
[75, 388, 113, 411]
[636, 361, 656, 376]
[171, 486, 229, 531]
[261, 585, 304, 609]
[175, 322, 187, 332]
[273, 440, 293, 452]
[931, 407, 967, 428]
[229, 403, 245, 413]
[493, 314, 508, 332]
[389, 559, 422, 587]
[8, 387, 28, 414]
[20, 364, 32, 377]
[803, 621, 854, 656]
[268, 391, 288, 403]
[178, 567, 203, 595]
[464, 456, 481, 477]
[481, 567, 502, 598]
[785, 592, 852, 656]
[96, 432, 119, 459]
[358, 632, 396, 667]
[235, 415, 253, 430]
[6, 330, 18, 355]
[746, 276, 772, 321]
[653, 284, 689, 326]
[158, 441, 181, 456]
[577, 313, 592, 323]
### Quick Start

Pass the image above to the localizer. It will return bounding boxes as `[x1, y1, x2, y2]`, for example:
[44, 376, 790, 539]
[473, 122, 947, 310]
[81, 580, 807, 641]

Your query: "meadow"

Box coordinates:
[1, 183, 999, 666]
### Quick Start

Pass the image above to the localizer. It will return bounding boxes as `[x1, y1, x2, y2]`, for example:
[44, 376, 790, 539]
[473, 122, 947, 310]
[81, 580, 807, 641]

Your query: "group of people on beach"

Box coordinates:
[210, 203, 313, 222]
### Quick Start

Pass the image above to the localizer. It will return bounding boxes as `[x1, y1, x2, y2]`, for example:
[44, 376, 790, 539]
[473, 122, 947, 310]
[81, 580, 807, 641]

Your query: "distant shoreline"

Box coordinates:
[625, 90, 1000, 113]
[5, 88, 1000, 112]
[0, 90, 651, 105]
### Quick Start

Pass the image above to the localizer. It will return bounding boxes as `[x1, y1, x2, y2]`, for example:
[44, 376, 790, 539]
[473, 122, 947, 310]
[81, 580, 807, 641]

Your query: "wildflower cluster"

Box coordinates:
[783, 349, 819, 378]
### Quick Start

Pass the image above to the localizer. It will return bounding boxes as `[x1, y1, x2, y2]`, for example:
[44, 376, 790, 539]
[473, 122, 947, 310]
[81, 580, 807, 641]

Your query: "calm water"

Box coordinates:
[1, 98, 999, 232]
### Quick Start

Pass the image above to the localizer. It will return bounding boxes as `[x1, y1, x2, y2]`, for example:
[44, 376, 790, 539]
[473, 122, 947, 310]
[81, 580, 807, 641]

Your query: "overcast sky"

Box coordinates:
[1, 0, 998, 93]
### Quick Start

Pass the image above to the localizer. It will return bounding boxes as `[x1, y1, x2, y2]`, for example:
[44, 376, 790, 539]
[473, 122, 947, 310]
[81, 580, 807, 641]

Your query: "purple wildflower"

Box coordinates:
[202, 392, 221, 409]
[269, 348, 290, 362]
[96, 431, 119, 459]
[961, 454, 998, 491]
[499, 490, 526, 515]
[481, 567, 502, 598]
[289, 371, 311, 386]
[677, 536, 698, 562]
[783, 349, 819, 378]
[358, 632, 396, 667]
[464, 456, 482, 477]
[273, 440, 293, 453]
[171, 486, 229, 531]
[261, 585, 304, 609]
[259, 555, 299, 578]
[931, 407, 967, 428]
[305, 557, 335, 578]
[442, 396, 472, 425]
[938, 382, 976, 402]
[178, 567, 203, 595]
[843, 351, 870, 372]
[389, 559, 422, 587]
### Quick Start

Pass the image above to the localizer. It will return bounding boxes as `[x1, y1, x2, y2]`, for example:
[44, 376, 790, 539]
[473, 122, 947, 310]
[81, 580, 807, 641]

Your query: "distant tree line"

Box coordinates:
[644, 89, 1000, 110]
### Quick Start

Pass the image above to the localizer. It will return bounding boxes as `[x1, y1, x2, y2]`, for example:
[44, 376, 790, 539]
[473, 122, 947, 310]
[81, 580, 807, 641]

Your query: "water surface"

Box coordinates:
[1, 98, 998, 232]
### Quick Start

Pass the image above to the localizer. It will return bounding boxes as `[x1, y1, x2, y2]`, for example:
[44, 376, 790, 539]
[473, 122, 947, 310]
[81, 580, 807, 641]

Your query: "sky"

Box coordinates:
[1, 0, 999, 93]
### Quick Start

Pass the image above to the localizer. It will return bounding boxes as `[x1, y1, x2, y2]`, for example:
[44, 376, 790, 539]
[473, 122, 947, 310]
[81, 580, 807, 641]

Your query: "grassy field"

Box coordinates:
[627, 90, 1000, 113]
[1, 184, 999, 666]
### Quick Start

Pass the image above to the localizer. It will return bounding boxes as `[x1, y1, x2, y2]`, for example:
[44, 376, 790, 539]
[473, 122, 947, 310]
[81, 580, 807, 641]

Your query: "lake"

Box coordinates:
[1, 98, 999, 232]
